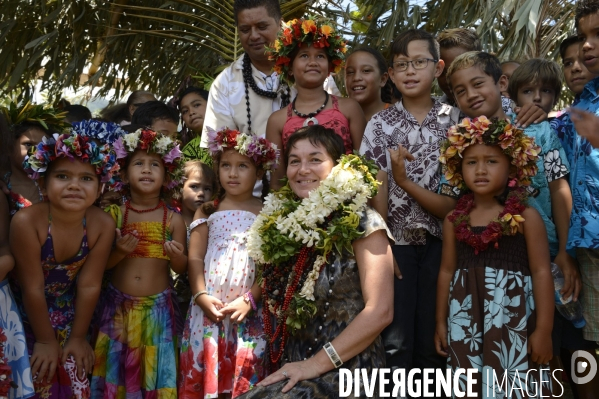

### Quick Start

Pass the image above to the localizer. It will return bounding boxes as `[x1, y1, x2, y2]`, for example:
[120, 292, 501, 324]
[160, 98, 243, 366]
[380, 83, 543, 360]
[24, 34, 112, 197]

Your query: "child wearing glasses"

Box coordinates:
[359, 28, 460, 395]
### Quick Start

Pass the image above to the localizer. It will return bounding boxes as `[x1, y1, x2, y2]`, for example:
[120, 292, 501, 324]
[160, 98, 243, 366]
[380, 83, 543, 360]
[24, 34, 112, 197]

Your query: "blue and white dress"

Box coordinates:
[0, 279, 34, 398]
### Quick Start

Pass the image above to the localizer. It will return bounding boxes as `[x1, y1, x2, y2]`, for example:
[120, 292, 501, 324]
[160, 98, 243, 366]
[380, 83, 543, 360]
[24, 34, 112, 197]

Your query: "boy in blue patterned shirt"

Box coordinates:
[553, 0, 599, 345]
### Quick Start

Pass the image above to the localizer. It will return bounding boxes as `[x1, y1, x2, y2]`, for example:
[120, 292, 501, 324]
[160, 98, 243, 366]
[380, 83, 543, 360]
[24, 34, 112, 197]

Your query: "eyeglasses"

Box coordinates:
[392, 58, 437, 72]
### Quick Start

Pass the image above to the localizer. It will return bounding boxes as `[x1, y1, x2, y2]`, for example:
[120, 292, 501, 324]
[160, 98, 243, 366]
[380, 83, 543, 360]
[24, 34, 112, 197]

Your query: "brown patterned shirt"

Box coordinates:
[360, 99, 460, 245]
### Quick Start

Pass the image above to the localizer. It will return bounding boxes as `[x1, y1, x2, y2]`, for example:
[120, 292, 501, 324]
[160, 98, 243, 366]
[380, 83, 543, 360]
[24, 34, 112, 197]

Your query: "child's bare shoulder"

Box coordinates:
[12, 202, 47, 225]
[170, 211, 186, 228]
[86, 206, 116, 245]
[269, 107, 287, 123]
[87, 206, 116, 227]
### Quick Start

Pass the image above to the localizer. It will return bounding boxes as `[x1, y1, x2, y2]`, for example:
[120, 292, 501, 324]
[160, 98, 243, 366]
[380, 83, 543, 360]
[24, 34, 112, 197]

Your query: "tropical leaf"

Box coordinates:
[0, 0, 580, 103]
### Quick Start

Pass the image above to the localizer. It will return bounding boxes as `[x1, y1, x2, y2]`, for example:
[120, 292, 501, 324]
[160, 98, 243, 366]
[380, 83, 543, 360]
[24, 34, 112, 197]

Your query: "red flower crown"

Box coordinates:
[266, 16, 347, 82]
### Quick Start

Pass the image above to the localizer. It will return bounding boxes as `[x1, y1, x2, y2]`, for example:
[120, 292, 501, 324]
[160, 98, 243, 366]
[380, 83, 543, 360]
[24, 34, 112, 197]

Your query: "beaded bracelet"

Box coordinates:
[244, 291, 257, 311]
[192, 290, 208, 303]
[323, 342, 343, 368]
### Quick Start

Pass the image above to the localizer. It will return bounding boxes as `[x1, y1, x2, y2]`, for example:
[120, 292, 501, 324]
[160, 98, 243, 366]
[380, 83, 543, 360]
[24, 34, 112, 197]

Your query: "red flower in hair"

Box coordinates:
[140, 129, 157, 150]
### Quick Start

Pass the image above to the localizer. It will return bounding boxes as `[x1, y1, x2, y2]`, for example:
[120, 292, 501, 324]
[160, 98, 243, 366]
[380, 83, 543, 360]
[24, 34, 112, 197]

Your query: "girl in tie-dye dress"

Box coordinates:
[178, 128, 278, 399]
[90, 129, 187, 399]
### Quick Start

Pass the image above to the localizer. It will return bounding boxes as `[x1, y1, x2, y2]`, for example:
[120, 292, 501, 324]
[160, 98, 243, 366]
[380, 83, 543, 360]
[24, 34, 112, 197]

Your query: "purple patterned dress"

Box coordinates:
[12, 217, 91, 399]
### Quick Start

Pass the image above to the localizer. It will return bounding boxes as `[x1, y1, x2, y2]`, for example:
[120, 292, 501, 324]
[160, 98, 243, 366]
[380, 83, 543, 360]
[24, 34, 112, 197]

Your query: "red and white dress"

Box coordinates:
[178, 210, 266, 399]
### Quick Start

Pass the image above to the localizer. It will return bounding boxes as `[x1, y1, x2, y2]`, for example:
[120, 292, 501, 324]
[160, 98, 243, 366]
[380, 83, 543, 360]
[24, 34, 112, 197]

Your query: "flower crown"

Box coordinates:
[267, 16, 347, 80]
[23, 133, 120, 184]
[1, 101, 70, 133]
[206, 127, 279, 171]
[70, 120, 126, 144]
[112, 129, 184, 193]
[439, 116, 541, 190]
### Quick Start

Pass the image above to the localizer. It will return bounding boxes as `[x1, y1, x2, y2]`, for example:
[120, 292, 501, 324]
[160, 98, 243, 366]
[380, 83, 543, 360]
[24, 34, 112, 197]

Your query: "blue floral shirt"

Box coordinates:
[521, 121, 570, 256]
[552, 77, 599, 251]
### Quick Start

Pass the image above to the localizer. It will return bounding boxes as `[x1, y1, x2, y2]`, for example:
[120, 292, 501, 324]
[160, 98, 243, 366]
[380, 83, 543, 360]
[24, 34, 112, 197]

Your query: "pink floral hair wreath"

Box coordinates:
[439, 116, 541, 191]
[23, 132, 120, 184]
[111, 128, 183, 196]
[206, 127, 279, 171]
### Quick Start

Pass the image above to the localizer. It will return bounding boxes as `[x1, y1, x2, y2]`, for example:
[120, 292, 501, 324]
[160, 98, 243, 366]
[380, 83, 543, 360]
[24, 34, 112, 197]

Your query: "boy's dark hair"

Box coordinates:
[501, 60, 521, 67]
[176, 87, 209, 109]
[507, 58, 562, 105]
[121, 124, 146, 133]
[284, 125, 345, 165]
[348, 47, 393, 103]
[447, 51, 503, 89]
[64, 104, 92, 124]
[131, 101, 180, 126]
[559, 35, 581, 60]
[436, 28, 482, 52]
[100, 103, 130, 125]
[390, 29, 440, 62]
[576, 0, 599, 28]
[233, 0, 281, 25]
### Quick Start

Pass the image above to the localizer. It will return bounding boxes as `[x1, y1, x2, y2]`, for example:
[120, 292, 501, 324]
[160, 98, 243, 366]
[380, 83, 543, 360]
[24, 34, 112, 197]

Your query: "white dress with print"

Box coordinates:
[179, 210, 266, 399]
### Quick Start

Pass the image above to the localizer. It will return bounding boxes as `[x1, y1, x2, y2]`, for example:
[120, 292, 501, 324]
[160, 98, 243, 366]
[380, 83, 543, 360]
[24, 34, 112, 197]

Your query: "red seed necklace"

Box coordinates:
[262, 246, 313, 366]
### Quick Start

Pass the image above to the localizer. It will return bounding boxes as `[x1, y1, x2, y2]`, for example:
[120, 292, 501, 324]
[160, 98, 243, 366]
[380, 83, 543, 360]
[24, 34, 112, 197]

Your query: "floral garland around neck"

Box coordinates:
[449, 188, 528, 255]
[247, 154, 379, 362]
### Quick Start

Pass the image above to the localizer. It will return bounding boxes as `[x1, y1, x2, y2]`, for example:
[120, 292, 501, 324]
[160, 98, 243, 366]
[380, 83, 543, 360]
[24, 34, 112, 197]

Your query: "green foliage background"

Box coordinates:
[0, 0, 576, 103]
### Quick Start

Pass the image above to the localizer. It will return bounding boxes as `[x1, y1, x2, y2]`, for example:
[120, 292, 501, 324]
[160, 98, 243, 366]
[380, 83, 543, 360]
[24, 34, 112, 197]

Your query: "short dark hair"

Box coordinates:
[559, 35, 581, 60]
[390, 29, 440, 61]
[507, 58, 562, 105]
[131, 101, 180, 127]
[284, 125, 345, 165]
[233, 0, 281, 25]
[436, 28, 482, 52]
[100, 103, 130, 124]
[348, 47, 393, 103]
[176, 86, 209, 109]
[447, 51, 503, 88]
[576, 0, 599, 28]
[64, 104, 92, 124]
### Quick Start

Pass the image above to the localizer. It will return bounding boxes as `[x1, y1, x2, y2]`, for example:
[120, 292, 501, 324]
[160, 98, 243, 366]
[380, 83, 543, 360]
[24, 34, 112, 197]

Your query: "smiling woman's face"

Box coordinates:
[286, 139, 335, 199]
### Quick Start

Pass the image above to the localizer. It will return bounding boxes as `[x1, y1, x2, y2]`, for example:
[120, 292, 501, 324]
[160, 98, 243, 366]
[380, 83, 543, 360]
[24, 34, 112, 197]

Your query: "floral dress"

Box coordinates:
[446, 227, 552, 398]
[238, 208, 393, 399]
[0, 279, 34, 399]
[179, 211, 266, 399]
[12, 217, 90, 399]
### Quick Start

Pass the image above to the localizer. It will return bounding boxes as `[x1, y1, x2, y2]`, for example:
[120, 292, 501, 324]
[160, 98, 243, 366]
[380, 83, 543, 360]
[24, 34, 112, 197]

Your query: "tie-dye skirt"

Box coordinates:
[90, 285, 178, 399]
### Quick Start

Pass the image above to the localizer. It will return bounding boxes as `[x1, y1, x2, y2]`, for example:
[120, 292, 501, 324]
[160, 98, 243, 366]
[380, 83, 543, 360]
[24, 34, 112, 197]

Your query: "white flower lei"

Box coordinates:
[248, 155, 378, 316]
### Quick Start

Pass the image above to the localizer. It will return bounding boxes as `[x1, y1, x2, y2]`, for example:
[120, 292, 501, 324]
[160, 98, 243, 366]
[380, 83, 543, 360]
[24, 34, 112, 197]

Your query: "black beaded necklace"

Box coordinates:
[292, 91, 329, 126]
[243, 53, 288, 133]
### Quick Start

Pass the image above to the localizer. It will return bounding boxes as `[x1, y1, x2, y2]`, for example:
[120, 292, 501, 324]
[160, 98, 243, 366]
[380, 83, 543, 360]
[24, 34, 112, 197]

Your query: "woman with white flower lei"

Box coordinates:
[239, 125, 394, 398]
